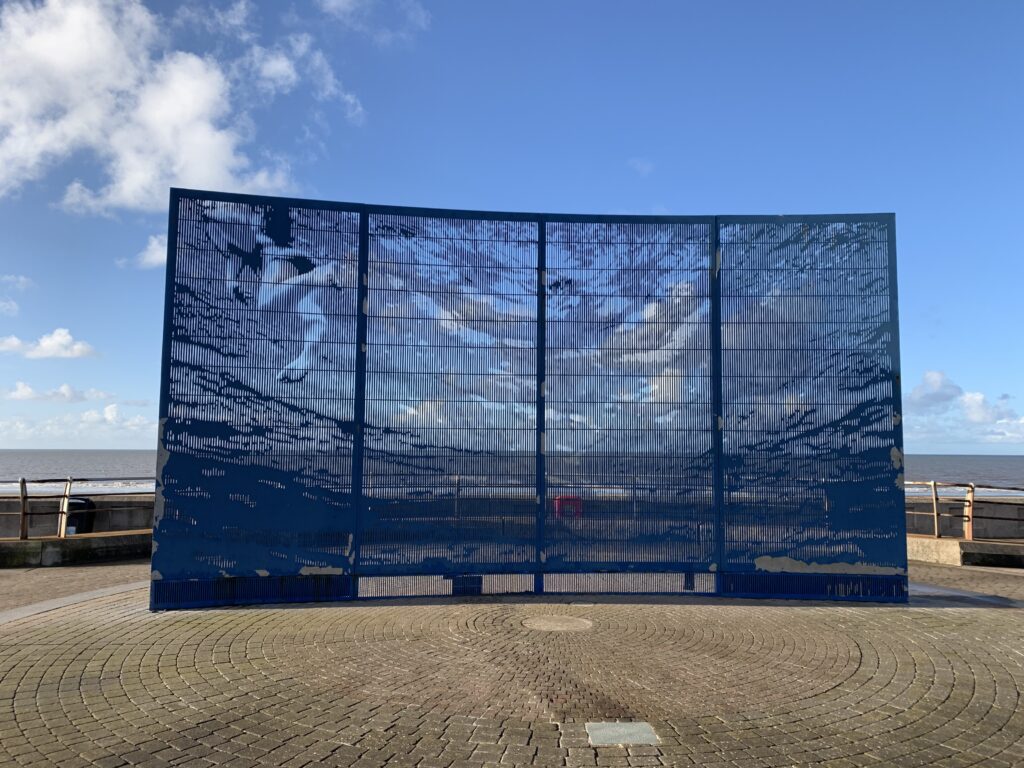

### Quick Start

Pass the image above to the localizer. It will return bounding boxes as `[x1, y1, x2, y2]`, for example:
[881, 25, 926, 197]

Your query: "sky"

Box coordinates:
[0, 0, 1021, 453]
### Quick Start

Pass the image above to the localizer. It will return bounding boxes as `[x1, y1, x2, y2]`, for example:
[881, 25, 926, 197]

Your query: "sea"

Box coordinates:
[0, 450, 157, 496]
[0, 450, 1022, 496]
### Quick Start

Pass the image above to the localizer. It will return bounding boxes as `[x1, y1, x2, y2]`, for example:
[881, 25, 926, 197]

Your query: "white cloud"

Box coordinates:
[627, 157, 655, 176]
[0, 274, 30, 316]
[126, 233, 168, 269]
[4, 381, 111, 401]
[399, 0, 430, 32]
[236, 36, 365, 123]
[80, 403, 150, 430]
[318, 0, 366, 21]
[5, 381, 36, 400]
[176, 0, 255, 41]
[960, 391, 1017, 425]
[904, 371, 1024, 446]
[906, 370, 963, 409]
[62, 50, 292, 213]
[246, 45, 300, 95]
[0, 406, 156, 447]
[216, 0, 253, 31]
[174, 5, 365, 117]
[233, 35, 364, 123]
[0, 0, 292, 212]
[318, 0, 430, 45]
[81, 403, 119, 424]
[0, 0, 148, 198]
[0, 328, 95, 358]
[0, 275, 32, 291]
[306, 50, 365, 121]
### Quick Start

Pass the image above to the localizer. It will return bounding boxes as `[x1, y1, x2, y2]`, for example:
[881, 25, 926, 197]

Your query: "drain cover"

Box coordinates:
[586, 721, 659, 746]
[522, 615, 593, 632]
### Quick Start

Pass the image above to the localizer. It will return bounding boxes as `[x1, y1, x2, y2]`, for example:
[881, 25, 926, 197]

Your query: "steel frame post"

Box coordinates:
[535, 219, 546, 594]
[885, 214, 908, 560]
[351, 209, 370, 597]
[709, 218, 726, 591]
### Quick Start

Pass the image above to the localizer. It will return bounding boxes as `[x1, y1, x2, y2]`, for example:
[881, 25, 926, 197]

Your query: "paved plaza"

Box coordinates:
[0, 562, 1022, 767]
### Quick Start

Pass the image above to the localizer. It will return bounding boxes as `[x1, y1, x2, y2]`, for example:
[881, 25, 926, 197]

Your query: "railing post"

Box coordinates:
[964, 483, 975, 541]
[18, 477, 29, 540]
[57, 476, 72, 538]
[931, 480, 940, 538]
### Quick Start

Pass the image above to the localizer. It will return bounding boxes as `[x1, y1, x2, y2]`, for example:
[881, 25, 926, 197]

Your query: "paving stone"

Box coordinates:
[0, 560, 151, 612]
[0, 562, 1022, 766]
[587, 723, 659, 747]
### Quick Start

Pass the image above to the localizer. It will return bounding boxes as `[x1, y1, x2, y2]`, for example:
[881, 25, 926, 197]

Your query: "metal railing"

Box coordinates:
[905, 480, 1024, 541]
[0, 477, 155, 541]
[3, 474, 1018, 544]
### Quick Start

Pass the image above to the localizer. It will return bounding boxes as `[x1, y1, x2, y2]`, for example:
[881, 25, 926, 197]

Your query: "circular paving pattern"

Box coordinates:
[522, 615, 593, 632]
[0, 578, 1022, 767]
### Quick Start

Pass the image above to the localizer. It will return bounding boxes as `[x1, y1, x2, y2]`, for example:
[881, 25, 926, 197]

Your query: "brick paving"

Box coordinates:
[909, 561, 1024, 602]
[0, 560, 150, 611]
[0, 562, 1020, 767]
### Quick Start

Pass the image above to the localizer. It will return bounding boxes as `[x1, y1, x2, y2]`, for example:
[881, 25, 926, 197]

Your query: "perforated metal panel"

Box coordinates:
[154, 195, 359, 603]
[543, 221, 715, 572]
[360, 214, 538, 575]
[151, 190, 906, 609]
[717, 218, 906, 600]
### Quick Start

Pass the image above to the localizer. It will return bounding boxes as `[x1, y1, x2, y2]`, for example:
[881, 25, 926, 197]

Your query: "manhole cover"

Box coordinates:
[586, 721, 660, 745]
[522, 615, 593, 632]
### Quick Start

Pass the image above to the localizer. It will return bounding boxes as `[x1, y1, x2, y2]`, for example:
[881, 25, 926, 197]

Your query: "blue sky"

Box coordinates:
[0, 0, 1021, 453]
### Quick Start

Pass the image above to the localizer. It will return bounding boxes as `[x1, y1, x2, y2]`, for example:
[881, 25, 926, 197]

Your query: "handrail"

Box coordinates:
[905, 480, 1024, 541]
[4, 479, 1015, 495]
[2, 474, 1018, 544]
[3, 476, 155, 541]
[0, 475, 154, 484]
[905, 479, 1024, 494]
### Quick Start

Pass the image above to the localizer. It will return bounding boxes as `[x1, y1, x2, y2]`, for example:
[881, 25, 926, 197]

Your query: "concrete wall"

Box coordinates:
[906, 536, 1024, 567]
[906, 499, 966, 537]
[906, 536, 964, 566]
[906, 497, 1024, 540]
[0, 495, 153, 539]
[0, 532, 151, 567]
[971, 499, 1024, 538]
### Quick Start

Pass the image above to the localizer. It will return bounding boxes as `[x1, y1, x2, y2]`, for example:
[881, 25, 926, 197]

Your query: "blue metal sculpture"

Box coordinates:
[151, 190, 907, 609]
